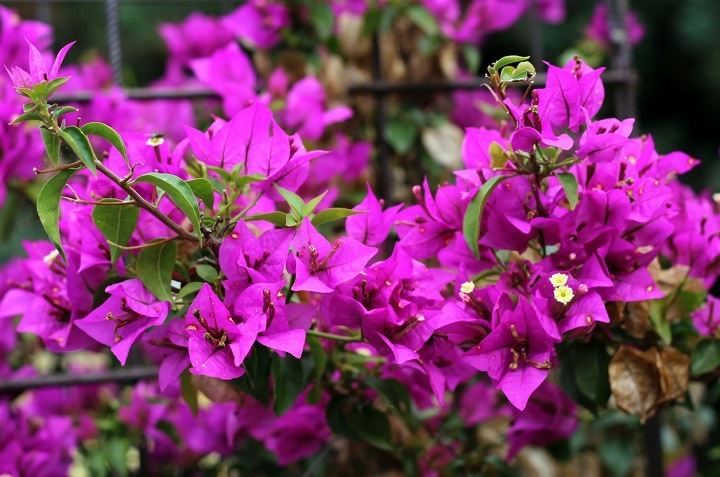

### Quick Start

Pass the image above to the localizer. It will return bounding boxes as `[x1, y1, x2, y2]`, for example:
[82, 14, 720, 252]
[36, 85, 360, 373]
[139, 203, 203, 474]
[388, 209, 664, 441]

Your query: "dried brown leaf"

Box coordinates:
[609, 346, 661, 423]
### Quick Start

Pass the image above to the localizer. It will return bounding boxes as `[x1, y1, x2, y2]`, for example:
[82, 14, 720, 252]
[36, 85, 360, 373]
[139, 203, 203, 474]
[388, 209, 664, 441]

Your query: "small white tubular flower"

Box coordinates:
[549, 273, 569, 288]
[553, 285, 574, 305]
[460, 281, 475, 294]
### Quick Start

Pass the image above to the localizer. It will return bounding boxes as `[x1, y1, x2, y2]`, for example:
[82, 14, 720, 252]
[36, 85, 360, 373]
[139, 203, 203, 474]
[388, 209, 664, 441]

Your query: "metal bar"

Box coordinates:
[54, 87, 220, 103]
[348, 70, 636, 95]
[371, 34, 393, 206]
[643, 413, 663, 477]
[6, 0, 236, 2]
[607, 0, 636, 120]
[0, 366, 158, 392]
[528, 0, 544, 68]
[105, 0, 123, 86]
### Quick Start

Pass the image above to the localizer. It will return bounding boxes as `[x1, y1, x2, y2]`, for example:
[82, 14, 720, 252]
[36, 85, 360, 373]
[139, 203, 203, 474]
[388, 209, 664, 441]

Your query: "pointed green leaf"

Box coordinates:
[186, 178, 215, 210]
[311, 208, 362, 227]
[180, 369, 199, 417]
[303, 190, 328, 217]
[691, 339, 720, 375]
[350, 404, 393, 450]
[81, 122, 129, 166]
[195, 264, 218, 283]
[133, 173, 202, 244]
[36, 168, 78, 262]
[176, 281, 203, 300]
[234, 173, 266, 189]
[91, 199, 139, 263]
[52, 105, 78, 120]
[136, 238, 178, 302]
[271, 354, 307, 416]
[405, 5, 439, 36]
[57, 125, 97, 177]
[307, 335, 326, 404]
[462, 175, 511, 258]
[207, 165, 233, 182]
[490, 55, 530, 74]
[274, 184, 305, 216]
[557, 172, 579, 210]
[10, 112, 42, 124]
[46, 76, 71, 98]
[244, 212, 288, 227]
[309, 2, 334, 40]
[40, 128, 61, 165]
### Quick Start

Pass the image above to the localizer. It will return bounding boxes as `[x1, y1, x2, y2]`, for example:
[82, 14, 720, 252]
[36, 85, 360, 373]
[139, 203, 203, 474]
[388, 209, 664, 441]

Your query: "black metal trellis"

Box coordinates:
[0, 0, 657, 474]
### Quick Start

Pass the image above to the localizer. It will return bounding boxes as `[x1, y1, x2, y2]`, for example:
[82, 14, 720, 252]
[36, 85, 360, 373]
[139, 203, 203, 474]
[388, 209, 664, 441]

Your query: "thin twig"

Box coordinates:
[95, 160, 199, 243]
[34, 160, 83, 174]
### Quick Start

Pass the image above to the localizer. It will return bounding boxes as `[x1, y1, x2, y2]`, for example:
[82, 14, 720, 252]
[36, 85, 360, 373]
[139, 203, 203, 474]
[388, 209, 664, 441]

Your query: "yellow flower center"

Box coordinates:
[553, 285, 574, 305]
[549, 273, 569, 288]
[460, 281, 475, 294]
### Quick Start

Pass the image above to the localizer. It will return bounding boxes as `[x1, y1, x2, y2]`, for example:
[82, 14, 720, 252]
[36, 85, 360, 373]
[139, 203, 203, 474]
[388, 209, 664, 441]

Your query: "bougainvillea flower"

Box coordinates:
[75, 279, 169, 365]
[221, 0, 290, 49]
[346, 183, 403, 246]
[5, 40, 74, 89]
[282, 77, 353, 141]
[692, 295, 720, 338]
[465, 294, 559, 409]
[219, 220, 293, 306]
[145, 319, 190, 391]
[185, 283, 246, 379]
[234, 280, 306, 359]
[292, 218, 377, 294]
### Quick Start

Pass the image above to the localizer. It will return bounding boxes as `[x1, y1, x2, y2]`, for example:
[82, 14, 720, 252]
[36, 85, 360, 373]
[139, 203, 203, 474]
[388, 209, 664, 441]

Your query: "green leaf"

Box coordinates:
[36, 168, 78, 262]
[51, 105, 78, 120]
[489, 55, 530, 74]
[384, 119, 417, 154]
[350, 404, 393, 450]
[405, 5, 439, 36]
[244, 212, 288, 227]
[45, 76, 71, 97]
[133, 173, 203, 244]
[461, 44, 481, 74]
[57, 125, 97, 177]
[489, 141, 506, 170]
[81, 122, 129, 166]
[599, 436, 635, 477]
[303, 190, 328, 217]
[274, 184, 305, 217]
[326, 396, 359, 440]
[180, 369, 198, 417]
[311, 208, 362, 227]
[557, 172, 579, 210]
[186, 178, 215, 210]
[91, 199, 139, 263]
[462, 175, 511, 259]
[176, 281, 203, 299]
[362, 7, 383, 36]
[649, 300, 672, 344]
[691, 339, 720, 375]
[207, 165, 232, 182]
[234, 173, 266, 189]
[40, 128, 61, 165]
[365, 378, 412, 414]
[233, 345, 272, 406]
[307, 335, 326, 404]
[136, 238, 178, 301]
[10, 112, 42, 124]
[573, 340, 611, 404]
[272, 354, 307, 415]
[309, 2, 334, 41]
[195, 264, 218, 283]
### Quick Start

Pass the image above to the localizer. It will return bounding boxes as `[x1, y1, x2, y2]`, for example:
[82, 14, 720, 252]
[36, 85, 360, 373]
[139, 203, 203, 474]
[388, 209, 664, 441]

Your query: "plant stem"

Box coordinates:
[95, 160, 199, 243]
[34, 160, 83, 174]
[307, 329, 362, 343]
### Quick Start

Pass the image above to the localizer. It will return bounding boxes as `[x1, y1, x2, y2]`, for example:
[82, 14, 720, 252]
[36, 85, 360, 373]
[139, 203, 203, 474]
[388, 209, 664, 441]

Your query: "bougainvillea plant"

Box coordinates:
[2, 4, 719, 477]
